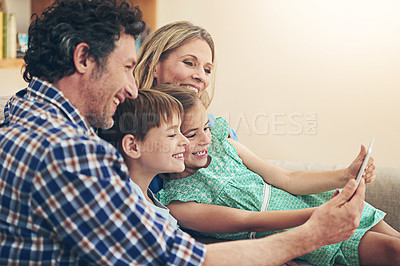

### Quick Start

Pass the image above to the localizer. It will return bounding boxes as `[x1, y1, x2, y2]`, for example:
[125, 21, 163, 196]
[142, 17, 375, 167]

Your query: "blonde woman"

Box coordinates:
[135, 21, 215, 109]
[134, 21, 239, 192]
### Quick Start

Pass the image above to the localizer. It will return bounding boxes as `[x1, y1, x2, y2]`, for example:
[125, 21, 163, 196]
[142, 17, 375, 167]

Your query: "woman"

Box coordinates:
[134, 21, 237, 191]
[134, 21, 238, 138]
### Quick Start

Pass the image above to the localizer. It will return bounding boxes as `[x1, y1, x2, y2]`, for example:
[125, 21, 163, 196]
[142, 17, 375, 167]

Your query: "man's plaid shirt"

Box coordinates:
[0, 77, 205, 265]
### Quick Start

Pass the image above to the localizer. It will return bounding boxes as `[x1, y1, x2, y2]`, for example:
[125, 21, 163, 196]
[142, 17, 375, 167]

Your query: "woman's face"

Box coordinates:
[154, 38, 213, 96]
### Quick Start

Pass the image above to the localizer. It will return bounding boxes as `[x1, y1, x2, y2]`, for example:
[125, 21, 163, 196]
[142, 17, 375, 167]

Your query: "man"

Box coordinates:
[0, 0, 365, 265]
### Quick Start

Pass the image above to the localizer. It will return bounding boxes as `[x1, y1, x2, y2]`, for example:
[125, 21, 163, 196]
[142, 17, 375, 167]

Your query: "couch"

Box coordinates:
[1, 95, 399, 259]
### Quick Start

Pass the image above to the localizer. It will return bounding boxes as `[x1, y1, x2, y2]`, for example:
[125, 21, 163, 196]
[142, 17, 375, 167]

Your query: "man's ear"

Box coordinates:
[73, 42, 93, 74]
[122, 134, 141, 159]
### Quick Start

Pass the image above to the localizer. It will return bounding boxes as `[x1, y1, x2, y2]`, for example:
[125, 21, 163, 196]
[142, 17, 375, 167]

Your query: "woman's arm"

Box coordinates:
[227, 138, 376, 195]
[168, 201, 315, 233]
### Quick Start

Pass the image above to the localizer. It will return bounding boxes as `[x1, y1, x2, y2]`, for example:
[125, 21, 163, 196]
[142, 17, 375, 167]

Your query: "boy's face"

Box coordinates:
[181, 103, 212, 170]
[138, 114, 188, 174]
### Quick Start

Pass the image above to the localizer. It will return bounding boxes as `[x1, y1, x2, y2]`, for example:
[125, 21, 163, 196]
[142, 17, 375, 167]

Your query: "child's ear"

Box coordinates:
[121, 134, 141, 159]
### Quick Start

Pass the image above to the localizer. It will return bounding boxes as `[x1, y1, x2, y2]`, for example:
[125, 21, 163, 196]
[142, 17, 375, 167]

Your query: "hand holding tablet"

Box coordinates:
[355, 138, 375, 187]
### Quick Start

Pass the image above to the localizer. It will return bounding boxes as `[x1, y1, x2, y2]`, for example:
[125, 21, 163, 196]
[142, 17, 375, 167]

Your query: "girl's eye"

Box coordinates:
[184, 61, 194, 66]
[204, 69, 211, 74]
[185, 133, 196, 139]
[168, 134, 177, 138]
[204, 127, 211, 132]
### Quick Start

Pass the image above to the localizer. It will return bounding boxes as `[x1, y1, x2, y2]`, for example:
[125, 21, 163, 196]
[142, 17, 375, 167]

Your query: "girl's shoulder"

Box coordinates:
[207, 113, 238, 141]
[210, 117, 230, 140]
[157, 173, 222, 206]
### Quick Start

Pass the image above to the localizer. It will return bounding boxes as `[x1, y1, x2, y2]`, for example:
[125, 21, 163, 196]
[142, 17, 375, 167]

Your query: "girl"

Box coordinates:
[154, 84, 400, 266]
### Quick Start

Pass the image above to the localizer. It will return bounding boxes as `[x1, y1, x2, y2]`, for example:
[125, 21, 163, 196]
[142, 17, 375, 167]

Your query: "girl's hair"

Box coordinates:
[134, 21, 215, 108]
[98, 88, 183, 155]
[152, 83, 202, 118]
[23, 0, 144, 83]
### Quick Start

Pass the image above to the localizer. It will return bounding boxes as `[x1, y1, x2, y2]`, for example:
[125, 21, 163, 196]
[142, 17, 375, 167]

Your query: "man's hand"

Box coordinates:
[306, 178, 365, 247]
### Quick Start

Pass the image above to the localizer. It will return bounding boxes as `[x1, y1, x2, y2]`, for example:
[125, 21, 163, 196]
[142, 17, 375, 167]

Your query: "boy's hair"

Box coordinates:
[23, 0, 144, 83]
[151, 84, 204, 181]
[98, 88, 183, 155]
[152, 84, 203, 118]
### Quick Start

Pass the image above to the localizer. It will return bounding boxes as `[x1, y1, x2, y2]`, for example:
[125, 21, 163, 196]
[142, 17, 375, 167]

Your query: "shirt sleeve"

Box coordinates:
[33, 137, 206, 265]
[207, 112, 238, 141]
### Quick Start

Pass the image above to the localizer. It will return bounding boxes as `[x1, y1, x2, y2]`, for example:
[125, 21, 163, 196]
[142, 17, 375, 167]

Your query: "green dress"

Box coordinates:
[157, 117, 385, 266]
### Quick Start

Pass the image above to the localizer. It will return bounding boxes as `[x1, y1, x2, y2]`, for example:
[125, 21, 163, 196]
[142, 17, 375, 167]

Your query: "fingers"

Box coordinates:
[363, 157, 376, 183]
[329, 179, 358, 205]
[330, 189, 340, 199]
[358, 144, 367, 159]
[280, 261, 299, 266]
[366, 157, 375, 173]
[307, 179, 365, 246]
[347, 178, 366, 211]
[367, 156, 374, 165]
[348, 145, 368, 179]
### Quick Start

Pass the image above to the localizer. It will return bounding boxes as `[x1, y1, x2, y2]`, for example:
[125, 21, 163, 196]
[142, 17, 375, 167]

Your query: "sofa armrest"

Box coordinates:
[268, 160, 400, 231]
[363, 166, 400, 231]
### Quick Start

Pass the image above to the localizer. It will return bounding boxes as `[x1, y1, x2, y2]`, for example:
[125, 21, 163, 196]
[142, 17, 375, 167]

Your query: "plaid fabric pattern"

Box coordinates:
[0, 77, 205, 265]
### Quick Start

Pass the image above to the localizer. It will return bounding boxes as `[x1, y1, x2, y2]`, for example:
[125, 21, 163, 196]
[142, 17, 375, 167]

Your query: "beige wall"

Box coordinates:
[157, 0, 400, 168]
[1, 1, 399, 168]
[0, 67, 27, 96]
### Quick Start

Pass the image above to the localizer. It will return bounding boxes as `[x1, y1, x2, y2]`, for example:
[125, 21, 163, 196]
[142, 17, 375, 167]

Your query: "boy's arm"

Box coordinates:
[168, 201, 315, 233]
[203, 179, 365, 266]
[227, 138, 375, 195]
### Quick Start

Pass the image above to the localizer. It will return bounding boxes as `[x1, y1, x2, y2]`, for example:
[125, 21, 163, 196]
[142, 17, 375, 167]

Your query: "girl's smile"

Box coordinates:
[181, 102, 212, 170]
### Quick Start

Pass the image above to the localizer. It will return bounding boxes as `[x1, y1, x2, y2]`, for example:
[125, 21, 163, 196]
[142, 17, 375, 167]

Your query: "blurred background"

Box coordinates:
[1, 0, 399, 168]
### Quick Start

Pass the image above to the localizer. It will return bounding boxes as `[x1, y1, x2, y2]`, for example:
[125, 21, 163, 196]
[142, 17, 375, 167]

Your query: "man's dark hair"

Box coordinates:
[23, 0, 144, 83]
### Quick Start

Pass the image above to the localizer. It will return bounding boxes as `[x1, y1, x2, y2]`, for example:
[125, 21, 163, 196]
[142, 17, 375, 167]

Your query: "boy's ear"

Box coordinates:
[121, 134, 141, 159]
[73, 42, 93, 74]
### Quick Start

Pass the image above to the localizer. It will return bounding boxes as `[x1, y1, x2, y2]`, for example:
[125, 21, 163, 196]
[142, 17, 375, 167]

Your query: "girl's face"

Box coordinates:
[181, 102, 212, 169]
[154, 38, 213, 96]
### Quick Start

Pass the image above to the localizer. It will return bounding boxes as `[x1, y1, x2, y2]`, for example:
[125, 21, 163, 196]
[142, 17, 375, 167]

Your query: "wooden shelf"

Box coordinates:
[132, 0, 157, 32]
[0, 0, 156, 70]
[0, 58, 24, 69]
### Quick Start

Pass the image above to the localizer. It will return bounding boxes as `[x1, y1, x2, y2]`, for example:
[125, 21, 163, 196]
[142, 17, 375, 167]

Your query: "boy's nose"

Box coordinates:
[179, 133, 189, 146]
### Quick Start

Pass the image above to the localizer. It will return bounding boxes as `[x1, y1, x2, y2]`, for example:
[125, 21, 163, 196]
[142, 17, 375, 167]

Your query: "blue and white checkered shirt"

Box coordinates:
[0, 77, 205, 265]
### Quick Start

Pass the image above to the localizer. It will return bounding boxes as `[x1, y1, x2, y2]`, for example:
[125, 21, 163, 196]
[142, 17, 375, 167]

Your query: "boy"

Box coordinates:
[98, 88, 188, 228]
